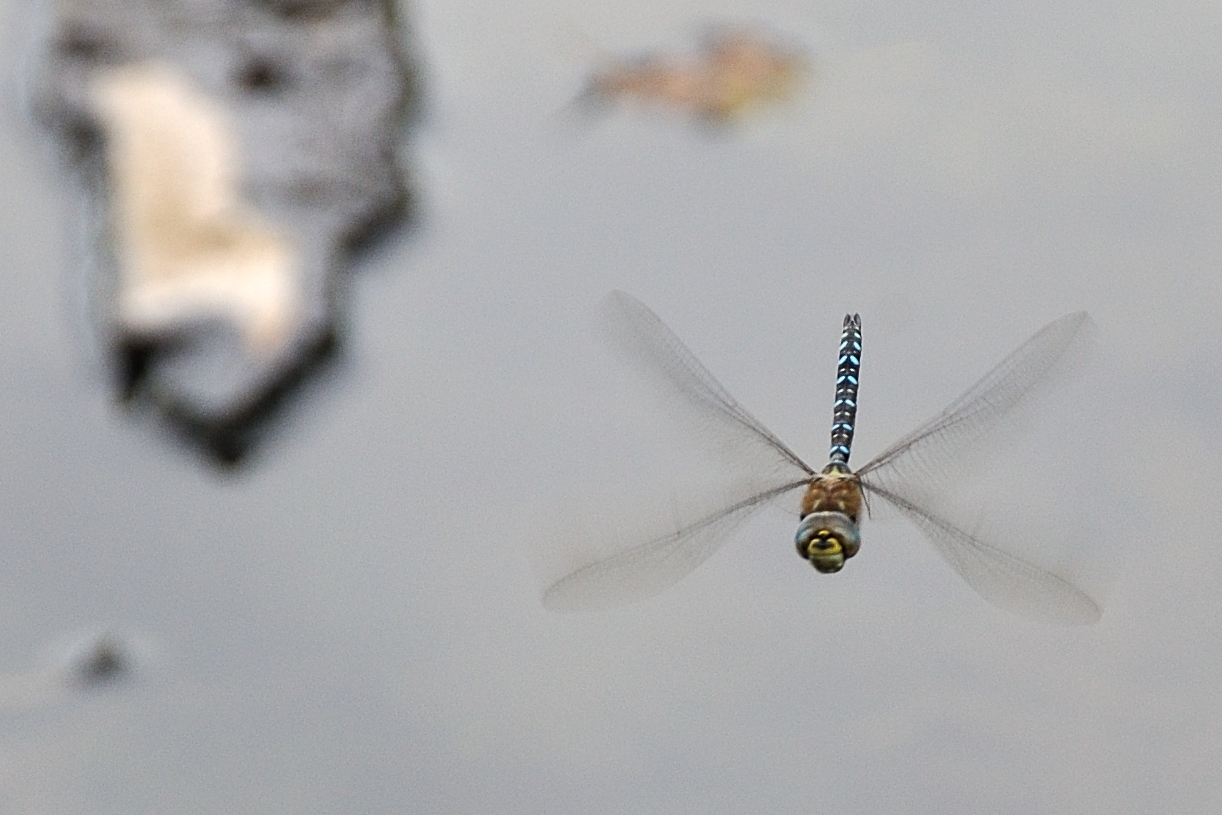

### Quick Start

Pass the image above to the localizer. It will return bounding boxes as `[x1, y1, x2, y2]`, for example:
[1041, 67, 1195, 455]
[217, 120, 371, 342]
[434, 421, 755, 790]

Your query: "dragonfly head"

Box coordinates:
[795, 511, 861, 573]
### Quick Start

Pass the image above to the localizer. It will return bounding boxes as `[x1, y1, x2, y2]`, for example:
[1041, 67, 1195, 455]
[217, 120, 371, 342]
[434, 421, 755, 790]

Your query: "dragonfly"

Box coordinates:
[540, 291, 1100, 624]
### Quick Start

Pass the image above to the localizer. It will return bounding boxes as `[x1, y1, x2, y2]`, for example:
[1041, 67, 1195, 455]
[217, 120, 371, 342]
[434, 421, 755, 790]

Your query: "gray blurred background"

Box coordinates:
[1, 0, 1219, 812]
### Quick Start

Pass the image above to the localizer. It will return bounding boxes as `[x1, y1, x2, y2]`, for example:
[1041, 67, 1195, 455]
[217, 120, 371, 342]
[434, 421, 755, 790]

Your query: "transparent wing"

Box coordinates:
[542, 479, 808, 611]
[603, 290, 815, 479]
[858, 312, 1091, 482]
[538, 292, 814, 611]
[863, 485, 1101, 624]
[857, 312, 1100, 624]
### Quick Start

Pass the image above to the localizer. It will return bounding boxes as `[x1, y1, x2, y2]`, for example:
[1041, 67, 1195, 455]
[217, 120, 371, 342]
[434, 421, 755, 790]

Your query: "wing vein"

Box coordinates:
[542, 479, 808, 611]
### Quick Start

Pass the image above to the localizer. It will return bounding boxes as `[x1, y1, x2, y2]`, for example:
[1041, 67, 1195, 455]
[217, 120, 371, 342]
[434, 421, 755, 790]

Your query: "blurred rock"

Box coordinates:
[71, 632, 128, 686]
[0, 632, 136, 711]
[30, 0, 417, 465]
[580, 24, 808, 124]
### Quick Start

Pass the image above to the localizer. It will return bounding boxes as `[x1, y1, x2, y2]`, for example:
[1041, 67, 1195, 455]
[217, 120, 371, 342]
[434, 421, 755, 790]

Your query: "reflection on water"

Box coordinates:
[28, 0, 418, 466]
[577, 24, 808, 125]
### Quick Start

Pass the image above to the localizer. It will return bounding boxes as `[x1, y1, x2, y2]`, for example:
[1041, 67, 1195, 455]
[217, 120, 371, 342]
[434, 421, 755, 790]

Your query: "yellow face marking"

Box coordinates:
[807, 535, 842, 558]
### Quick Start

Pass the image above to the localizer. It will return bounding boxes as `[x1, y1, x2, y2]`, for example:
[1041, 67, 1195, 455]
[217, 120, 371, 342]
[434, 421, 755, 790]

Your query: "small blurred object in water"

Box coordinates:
[28, 0, 418, 466]
[70, 631, 129, 687]
[0, 631, 138, 711]
[578, 24, 808, 124]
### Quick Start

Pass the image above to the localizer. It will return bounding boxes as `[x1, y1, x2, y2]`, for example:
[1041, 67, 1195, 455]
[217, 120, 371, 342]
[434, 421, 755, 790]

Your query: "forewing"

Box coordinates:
[541, 479, 807, 611]
[537, 292, 813, 611]
[862, 485, 1101, 625]
[857, 312, 1091, 486]
[856, 313, 1100, 624]
[603, 290, 815, 479]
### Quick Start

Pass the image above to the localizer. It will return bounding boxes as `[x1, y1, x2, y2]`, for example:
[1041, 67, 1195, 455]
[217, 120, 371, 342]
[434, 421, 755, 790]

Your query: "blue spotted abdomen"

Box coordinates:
[828, 313, 861, 468]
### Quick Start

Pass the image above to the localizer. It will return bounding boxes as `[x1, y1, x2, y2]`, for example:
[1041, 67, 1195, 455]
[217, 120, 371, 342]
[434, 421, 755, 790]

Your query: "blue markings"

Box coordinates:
[829, 313, 861, 466]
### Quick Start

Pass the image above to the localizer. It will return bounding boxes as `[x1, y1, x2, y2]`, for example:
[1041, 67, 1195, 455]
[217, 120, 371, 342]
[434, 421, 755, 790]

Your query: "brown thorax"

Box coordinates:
[799, 465, 863, 523]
